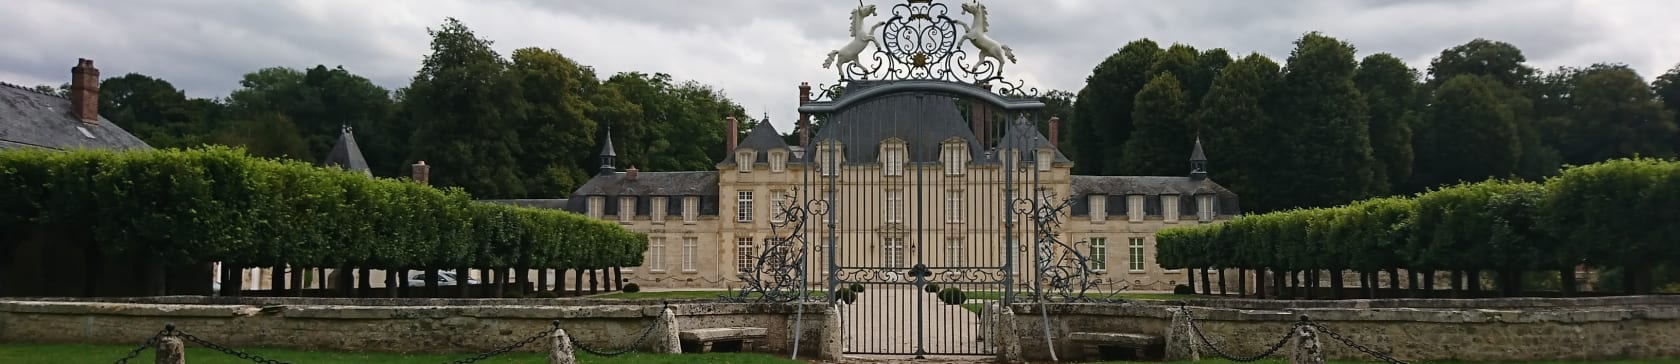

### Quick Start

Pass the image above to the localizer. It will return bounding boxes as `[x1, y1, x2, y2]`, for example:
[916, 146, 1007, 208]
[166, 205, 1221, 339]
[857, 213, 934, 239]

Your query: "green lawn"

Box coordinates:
[1093, 360, 1680, 364]
[0, 343, 800, 364]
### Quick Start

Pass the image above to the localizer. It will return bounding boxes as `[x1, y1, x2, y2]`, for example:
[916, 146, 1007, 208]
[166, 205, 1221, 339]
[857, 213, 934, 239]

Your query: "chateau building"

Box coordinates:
[526, 82, 1242, 292]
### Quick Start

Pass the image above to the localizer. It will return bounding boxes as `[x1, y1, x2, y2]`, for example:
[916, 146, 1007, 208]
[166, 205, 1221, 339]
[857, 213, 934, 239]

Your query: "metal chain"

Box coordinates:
[442, 321, 559, 364]
[111, 328, 168, 364]
[177, 331, 290, 364]
[1308, 321, 1410, 364]
[569, 311, 665, 357]
[1180, 303, 1302, 362]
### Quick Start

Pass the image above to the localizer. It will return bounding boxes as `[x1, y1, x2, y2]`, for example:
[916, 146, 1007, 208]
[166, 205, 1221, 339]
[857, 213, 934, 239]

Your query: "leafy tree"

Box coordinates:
[1270, 32, 1376, 209]
[1186, 48, 1233, 109]
[1117, 73, 1192, 176]
[1542, 158, 1680, 294]
[210, 113, 311, 159]
[97, 73, 221, 148]
[1148, 44, 1199, 94]
[1425, 39, 1560, 183]
[1038, 90, 1077, 157]
[505, 47, 601, 196]
[223, 65, 400, 171]
[1426, 39, 1535, 88]
[1414, 75, 1520, 188]
[401, 18, 526, 198]
[31, 84, 68, 97]
[1553, 64, 1677, 164]
[1353, 54, 1418, 195]
[1072, 39, 1161, 175]
[1194, 53, 1280, 210]
[1658, 64, 1680, 153]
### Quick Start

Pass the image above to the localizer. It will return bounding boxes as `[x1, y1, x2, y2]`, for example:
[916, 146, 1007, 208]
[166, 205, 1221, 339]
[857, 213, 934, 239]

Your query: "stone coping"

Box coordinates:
[1014, 299, 1680, 324]
[0, 299, 829, 319]
[680, 327, 769, 341]
[0, 296, 735, 307]
[1126, 294, 1680, 310]
[1068, 332, 1162, 346]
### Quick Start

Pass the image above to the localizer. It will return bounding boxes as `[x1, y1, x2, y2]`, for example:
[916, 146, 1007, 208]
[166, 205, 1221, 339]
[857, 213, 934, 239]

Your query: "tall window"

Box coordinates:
[1163, 194, 1180, 222]
[886, 190, 904, 223]
[682, 196, 698, 223]
[1089, 237, 1107, 271]
[818, 143, 843, 177]
[1127, 195, 1144, 222]
[1128, 237, 1145, 272]
[942, 142, 966, 175]
[883, 237, 905, 268]
[770, 190, 787, 223]
[1037, 149, 1053, 171]
[736, 237, 756, 274]
[1090, 195, 1107, 222]
[737, 191, 754, 222]
[945, 190, 964, 223]
[587, 196, 604, 219]
[945, 238, 964, 266]
[683, 237, 698, 271]
[649, 237, 666, 271]
[619, 196, 636, 223]
[652, 197, 667, 223]
[882, 142, 905, 176]
[770, 151, 787, 172]
[1198, 195, 1216, 222]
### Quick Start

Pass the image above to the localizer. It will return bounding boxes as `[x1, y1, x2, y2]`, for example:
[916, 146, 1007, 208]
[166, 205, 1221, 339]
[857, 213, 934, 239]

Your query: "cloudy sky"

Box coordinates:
[4, 0, 1679, 132]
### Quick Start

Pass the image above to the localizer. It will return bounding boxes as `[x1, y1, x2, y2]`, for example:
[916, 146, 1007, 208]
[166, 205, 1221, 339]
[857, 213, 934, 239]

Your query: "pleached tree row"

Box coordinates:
[1157, 157, 1680, 299]
[0, 146, 646, 298]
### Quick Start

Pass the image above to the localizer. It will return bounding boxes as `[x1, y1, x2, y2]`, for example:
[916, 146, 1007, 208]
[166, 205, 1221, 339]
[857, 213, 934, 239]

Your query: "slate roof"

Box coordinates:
[322, 127, 371, 176]
[810, 82, 985, 163]
[720, 119, 791, 165]
[0, 82, 150, 151]
[995, 115, 1072, 163]
[566, 171, 721, 215]
[1068, 175, 1241, 216]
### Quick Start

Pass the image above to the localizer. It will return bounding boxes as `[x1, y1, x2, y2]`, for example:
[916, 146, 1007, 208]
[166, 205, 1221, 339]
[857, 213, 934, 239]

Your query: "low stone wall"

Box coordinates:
[1009, 295, 1680, 362]
[0, 297, 830, 356]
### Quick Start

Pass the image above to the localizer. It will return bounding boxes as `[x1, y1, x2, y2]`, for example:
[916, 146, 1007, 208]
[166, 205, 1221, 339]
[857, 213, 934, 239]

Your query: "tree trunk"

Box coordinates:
[222, 264, 243, 297]
[491, 268, 505, 298]
[385, 269, 399, 298]
[1626, 263, 1651, 295]
[1256, 269, 1268, 299]
[425, 268, 440, 298]
[1423, 270, 1436, 298]
[290, 266, 304, 297]
[1407, 270, 1420, 298]
[614, 267, 624, 291]
[1186, 269, 1196, 294]
[459, 268, 472, 298]
[1288, 271, 1299, 300]
[1200, 268, 1212, 295]
[516, 266, 531, 295]
[1329, 270, 1344, 300]
[1270, 269, 1284, 300]
[1467, 269, 1482, 298]
[1387, 268, 1401, 298]
[556, 268, 568, 294]
[270, 266, 285, 294]
[1237, 268, 1248, 298]
[357, 268, 371, 298]
[588, 269, 599, 295]
[1307, 271, 1319, 300]
[1359, 271, 1372, 299]
[538, 269, 549, 293]
[1218, 268, 1227, 296]
[335, 266, 353, 297]
[1561, 267, 1577, 297]
[574, 269, 584, 296]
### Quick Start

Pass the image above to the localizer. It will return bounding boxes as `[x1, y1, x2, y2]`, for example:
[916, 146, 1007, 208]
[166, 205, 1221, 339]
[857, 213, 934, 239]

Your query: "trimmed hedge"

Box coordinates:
[1158, 158, 1680, 295]
[0, 146, 645, 271]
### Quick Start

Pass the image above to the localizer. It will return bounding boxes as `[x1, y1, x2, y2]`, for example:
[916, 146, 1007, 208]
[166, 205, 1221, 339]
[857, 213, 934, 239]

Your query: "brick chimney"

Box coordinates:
[726, 116, 738, 154]
[1048, 116, 1060, 147]
[798, 82, 812, 147]
[69, 58, 101, 124]
[625, 165, 639, 181]
[412, 161, 430, 185]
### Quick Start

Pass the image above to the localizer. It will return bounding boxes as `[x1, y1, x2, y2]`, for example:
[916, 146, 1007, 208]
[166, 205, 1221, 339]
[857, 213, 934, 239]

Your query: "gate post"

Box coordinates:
[155, 329, 185, 364]
[821, 303, 845, 361]
[549, 322, 577, 364]
[1164, 307, 1200, 361]
[658, 306, 682, 353]
[994, 302, 1023, 363]
[1288, 317, 1325, 364]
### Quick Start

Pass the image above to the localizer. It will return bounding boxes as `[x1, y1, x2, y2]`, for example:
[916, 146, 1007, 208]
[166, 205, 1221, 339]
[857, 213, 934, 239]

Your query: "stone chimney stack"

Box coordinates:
[412, 161, 431, 185]
[69, 58, 101, 124]
[1048, 116, 1060, 148]
[798, 82, 812, 147]
[626, 165, 639, 181]
[726, 116, 739, 154]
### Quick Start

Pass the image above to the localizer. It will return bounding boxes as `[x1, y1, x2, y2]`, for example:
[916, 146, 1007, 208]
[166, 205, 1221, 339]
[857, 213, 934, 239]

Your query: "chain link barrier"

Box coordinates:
[176, 328, 292, 364]
[110, 320, 576, 364]
[1177, 302, 1410, 364]
[568, 313, 663, 356]
[440, 321, 559, 364]
[111, 327, 169, 364]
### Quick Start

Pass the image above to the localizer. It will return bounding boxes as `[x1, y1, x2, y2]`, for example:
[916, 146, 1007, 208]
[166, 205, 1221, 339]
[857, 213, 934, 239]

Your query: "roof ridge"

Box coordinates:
[0, 81, 66, 99]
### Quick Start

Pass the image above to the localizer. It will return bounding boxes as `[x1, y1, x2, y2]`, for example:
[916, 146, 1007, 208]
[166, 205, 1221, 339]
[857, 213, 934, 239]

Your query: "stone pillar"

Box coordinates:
[1289, 321, 1325, 364]
[155, 334, 185, 364]
[994, 303, 1022, 364]
[1164, 307, 1200, 361]
[658, 307, 682, 353]
[821, 303, 845, 361]
[549, 325, 577, 364]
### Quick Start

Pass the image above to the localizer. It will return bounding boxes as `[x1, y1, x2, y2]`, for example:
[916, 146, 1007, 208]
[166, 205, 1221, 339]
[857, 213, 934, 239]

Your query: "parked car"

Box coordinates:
[406, 270, 479, 286]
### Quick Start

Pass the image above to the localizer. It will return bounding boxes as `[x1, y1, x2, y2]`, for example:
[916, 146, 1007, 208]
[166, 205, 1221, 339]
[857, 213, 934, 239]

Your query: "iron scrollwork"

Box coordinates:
[1015, 193, 1127, 303]
[725, 188, 825, 302]
[820, 0, 1039, 98]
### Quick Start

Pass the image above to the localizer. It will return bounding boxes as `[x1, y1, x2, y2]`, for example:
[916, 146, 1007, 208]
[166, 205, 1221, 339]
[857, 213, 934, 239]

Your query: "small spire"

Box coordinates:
[1190, 137, 1208, 180]
[599, 126, 617, 175]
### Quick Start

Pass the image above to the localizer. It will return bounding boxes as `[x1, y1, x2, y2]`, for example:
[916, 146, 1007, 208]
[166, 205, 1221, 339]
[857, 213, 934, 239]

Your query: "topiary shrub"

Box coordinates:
[623, 283, 641, 293]
[834, 288, 858, 304]
[1173, 284, 1195, 295]
[924, 283, 941, 293]
[849, 283, 865, 293]
[938, 287, 966, 305]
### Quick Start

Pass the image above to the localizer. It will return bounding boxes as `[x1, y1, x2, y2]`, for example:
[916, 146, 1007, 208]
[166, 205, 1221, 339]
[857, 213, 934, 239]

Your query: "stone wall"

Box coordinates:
[0, 297, 830, 356]
[1009, 295, 1680, 362]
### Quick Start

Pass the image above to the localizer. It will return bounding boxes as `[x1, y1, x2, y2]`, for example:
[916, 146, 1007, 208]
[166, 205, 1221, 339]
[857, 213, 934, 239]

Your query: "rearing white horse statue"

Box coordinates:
[823, 4, 885, 69]
[953, 0, 1017, 72]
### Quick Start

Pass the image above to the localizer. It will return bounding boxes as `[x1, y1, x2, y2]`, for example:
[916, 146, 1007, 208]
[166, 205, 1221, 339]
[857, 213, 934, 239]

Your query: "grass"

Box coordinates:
[1092, 360, 1680, 364]
[0, 343, 801, 364]
[596, 290, 828, 300]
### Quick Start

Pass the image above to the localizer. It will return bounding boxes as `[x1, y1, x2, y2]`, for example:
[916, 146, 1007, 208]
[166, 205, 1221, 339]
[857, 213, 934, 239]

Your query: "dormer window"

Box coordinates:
[941, 140, 967, 175]
[588, 196, 605, 219]
[1036, 149, 1053, 171]
[682, 196, 698, 224]
[769, 150, 787, 173]
[619, 196, 636, 223]
[736, 149, 756, 173]
[652, 197, 668, 223]
[1163, 194, 1181, 223]
[817, 141, 844, 177]
[1198, 194, 1216, 222]
[1090, 194, 1107, 222]
[880, 139, 906, 176]
[1127, 195, 1144, 222]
